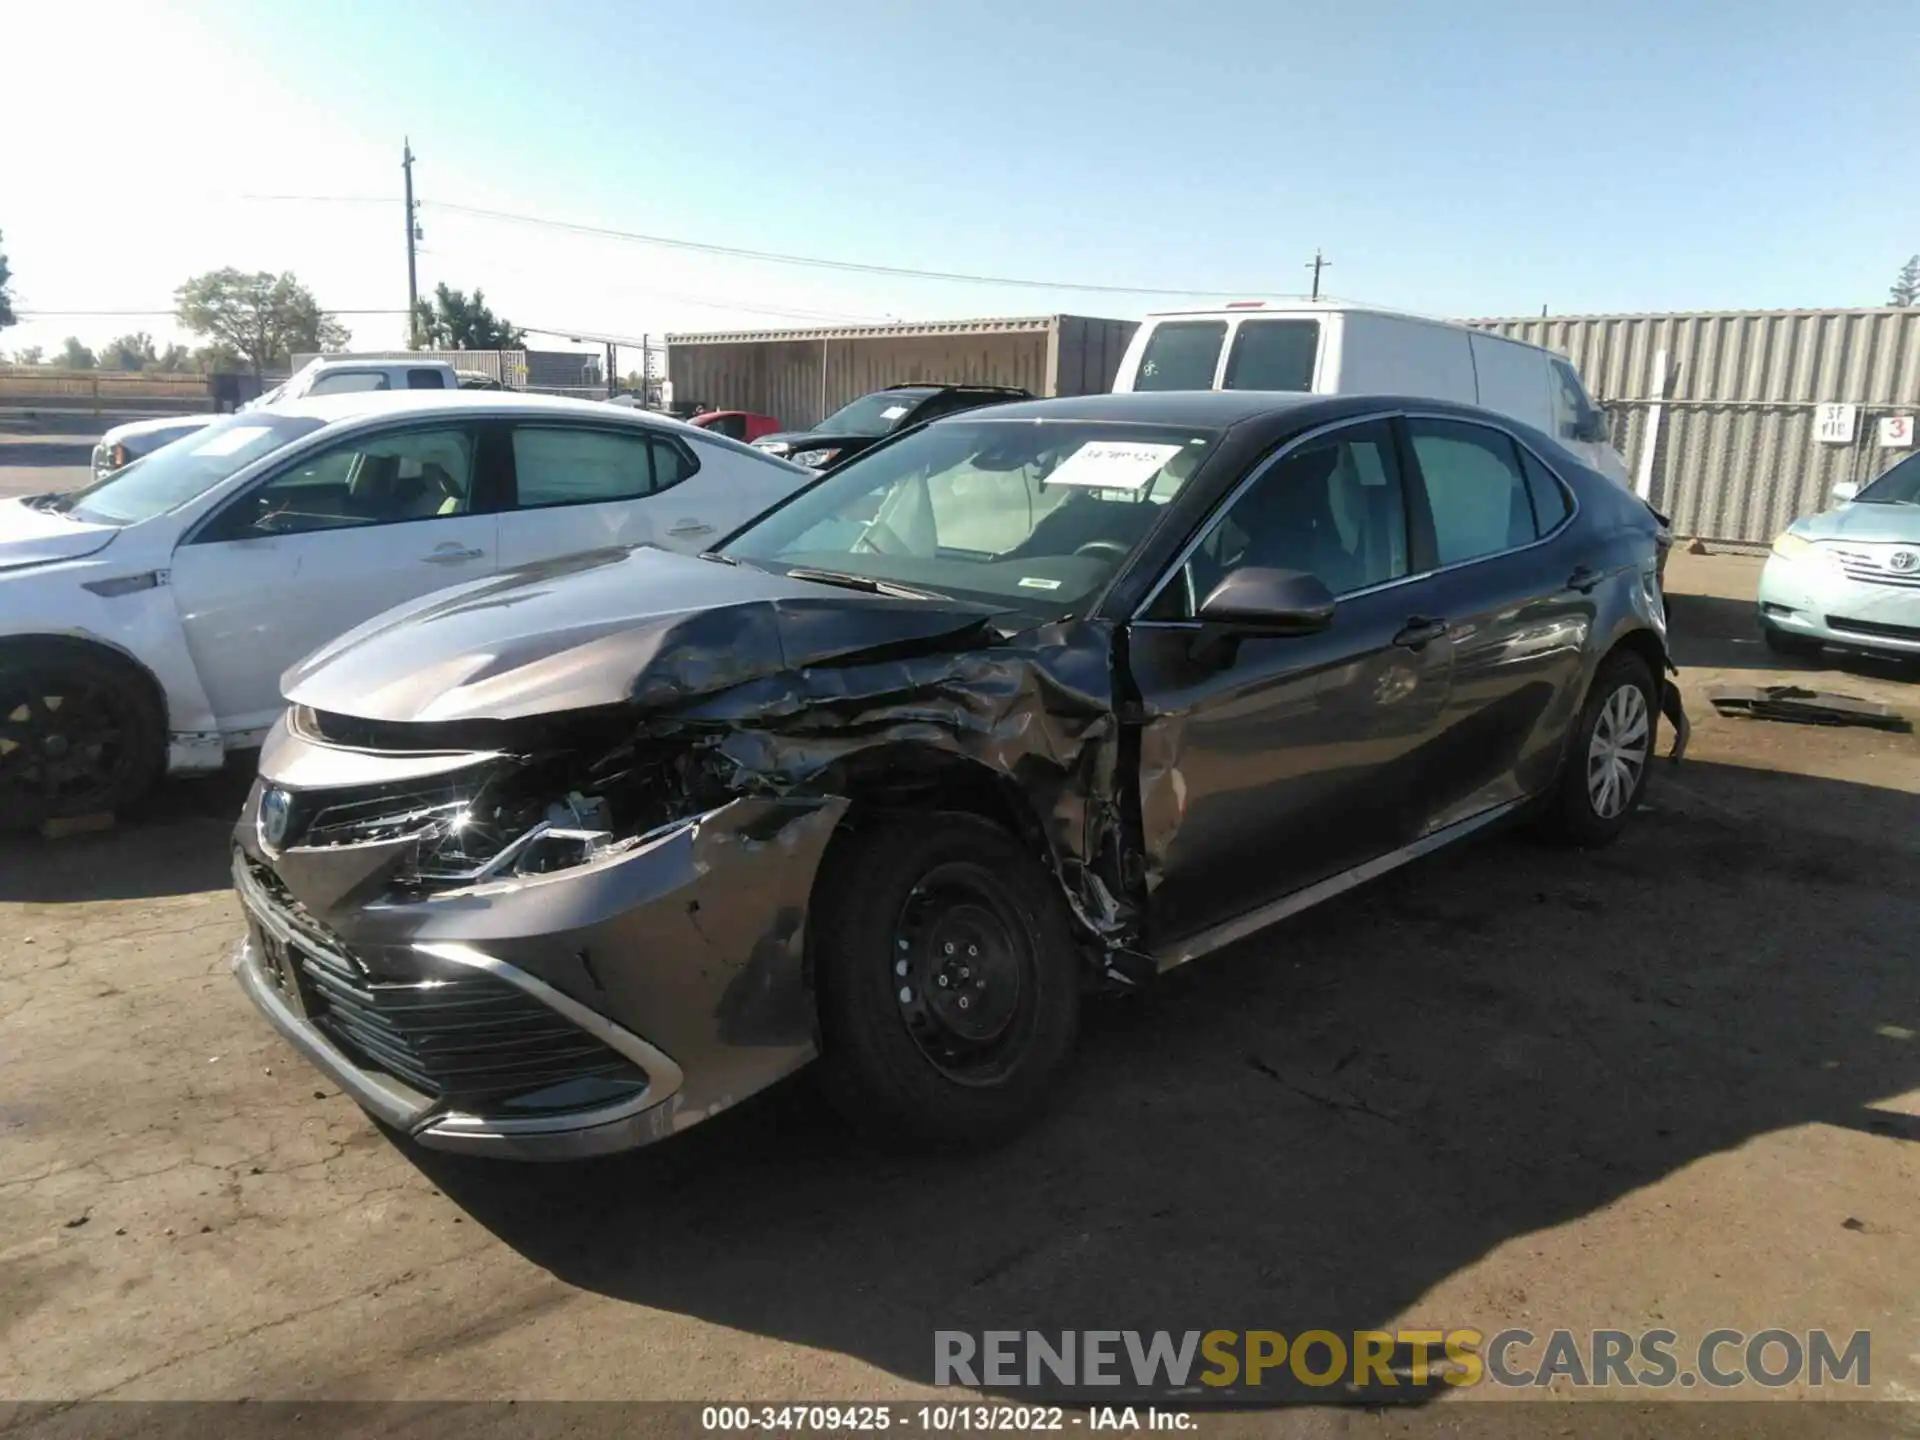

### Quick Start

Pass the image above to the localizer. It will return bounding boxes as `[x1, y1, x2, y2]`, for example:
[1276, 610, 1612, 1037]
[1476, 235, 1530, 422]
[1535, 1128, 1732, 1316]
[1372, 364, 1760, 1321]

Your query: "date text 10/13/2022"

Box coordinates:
[700, 1406, 1194, 1432]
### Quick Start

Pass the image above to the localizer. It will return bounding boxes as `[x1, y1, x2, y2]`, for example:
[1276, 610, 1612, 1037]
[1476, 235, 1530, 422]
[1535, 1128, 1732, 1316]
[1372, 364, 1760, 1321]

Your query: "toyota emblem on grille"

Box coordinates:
[258, 786, 293, 852]
[1891, 550, 1918, 573]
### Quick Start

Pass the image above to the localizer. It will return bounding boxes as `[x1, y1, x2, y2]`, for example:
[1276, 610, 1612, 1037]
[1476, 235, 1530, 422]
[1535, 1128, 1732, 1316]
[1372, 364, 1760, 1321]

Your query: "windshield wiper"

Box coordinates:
[22, 492, 79, 517]
[696, 550, 739, 565]
[785, 566, 949, 601]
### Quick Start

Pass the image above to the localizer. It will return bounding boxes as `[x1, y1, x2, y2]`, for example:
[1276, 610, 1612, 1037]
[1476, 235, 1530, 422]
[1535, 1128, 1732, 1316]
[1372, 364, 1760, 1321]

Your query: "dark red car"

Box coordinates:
[690, 410, 783, 444]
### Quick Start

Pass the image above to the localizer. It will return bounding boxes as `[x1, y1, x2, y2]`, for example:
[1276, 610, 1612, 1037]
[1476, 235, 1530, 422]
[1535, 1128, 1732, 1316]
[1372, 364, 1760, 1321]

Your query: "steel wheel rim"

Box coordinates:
[0, 675, 135, 813]
[1585, 682, 1650, 820]
[891, 861, 1038, 1085]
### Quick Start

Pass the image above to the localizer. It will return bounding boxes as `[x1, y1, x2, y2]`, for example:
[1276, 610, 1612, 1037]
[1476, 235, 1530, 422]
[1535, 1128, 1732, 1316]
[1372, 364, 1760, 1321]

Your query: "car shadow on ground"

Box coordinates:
[404, 757, 1920, 1406]
[0, 758, 257, 903]
[1666, 590, 1920, 687]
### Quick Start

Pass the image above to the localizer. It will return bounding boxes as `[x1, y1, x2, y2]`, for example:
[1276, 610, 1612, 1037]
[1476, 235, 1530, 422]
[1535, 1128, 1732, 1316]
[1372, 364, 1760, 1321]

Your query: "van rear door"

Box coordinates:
[1468, 332, 1554, 434]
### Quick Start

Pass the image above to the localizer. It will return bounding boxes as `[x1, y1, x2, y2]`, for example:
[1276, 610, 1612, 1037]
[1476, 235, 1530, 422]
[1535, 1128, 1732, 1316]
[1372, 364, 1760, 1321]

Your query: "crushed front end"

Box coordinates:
[231, 704, 845, 1159]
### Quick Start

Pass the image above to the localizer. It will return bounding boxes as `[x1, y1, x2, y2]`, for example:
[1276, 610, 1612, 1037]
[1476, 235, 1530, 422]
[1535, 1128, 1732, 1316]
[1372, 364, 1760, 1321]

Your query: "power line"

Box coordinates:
[233, 191, 1257, 297]
[20, 308, 408, 317]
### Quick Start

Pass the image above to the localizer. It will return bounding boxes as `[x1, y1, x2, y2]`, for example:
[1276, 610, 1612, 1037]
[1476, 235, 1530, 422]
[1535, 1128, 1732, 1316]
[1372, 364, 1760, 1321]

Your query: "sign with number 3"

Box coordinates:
[1878, 415, 1915, 448]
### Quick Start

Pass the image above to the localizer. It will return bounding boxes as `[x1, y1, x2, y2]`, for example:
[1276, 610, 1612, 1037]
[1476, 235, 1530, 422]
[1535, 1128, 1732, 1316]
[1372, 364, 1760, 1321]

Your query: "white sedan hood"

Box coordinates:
[0, 497, 119, 571]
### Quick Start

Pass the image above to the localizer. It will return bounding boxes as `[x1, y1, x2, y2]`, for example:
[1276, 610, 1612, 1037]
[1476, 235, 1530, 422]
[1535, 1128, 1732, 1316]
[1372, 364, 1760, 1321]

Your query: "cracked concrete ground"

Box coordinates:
[2, 552, 1917, 1434]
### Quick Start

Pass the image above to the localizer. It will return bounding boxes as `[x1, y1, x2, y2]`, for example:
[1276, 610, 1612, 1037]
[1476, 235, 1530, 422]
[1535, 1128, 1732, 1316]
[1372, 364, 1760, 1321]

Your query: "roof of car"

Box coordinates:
[952, 389, 1333, 427]
[261, 389, 706, 431]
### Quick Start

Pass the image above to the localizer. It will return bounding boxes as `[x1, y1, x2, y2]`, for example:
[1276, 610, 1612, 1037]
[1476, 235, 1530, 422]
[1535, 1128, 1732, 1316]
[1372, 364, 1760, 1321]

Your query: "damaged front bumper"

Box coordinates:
[230, 748, 847, 1160]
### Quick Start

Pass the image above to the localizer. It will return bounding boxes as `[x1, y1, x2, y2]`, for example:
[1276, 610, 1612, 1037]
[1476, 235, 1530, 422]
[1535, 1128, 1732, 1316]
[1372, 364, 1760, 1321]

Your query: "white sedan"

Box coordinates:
[0, 391, 811, 824]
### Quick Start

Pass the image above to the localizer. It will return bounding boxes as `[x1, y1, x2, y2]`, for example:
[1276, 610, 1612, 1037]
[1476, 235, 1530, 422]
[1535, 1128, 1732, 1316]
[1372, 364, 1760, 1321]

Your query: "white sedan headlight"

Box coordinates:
[795, 448, 842, 469]
[1770, 531, 1837, 568]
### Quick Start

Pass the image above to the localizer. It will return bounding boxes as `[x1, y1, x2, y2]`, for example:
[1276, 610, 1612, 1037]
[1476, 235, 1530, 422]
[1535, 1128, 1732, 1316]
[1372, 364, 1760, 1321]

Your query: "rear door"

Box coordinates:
[169, 421, 499, 735]
[495, 420, 804, 568]
[1399, 416, 1589, 830]
[1124, 418, 1454, 946]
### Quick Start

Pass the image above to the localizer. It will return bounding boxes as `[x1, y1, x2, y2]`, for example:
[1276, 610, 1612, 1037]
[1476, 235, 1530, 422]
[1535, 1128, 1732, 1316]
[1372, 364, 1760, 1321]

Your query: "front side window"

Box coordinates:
[202, 426, 476, 539]
[62, 413, 325, 526]
[1221, 319, 1320, 392]
[511, 426, 695, 506]
[307, 371, 392, 396]
[1407, 419, 1538, 565]
[1134, 322, 1226, 391]
[723, 418, 1218, 612]
[1856, 451, 1920, 504]
[1551, 359, 1602, 443]
[1147, 421, 1409, 618]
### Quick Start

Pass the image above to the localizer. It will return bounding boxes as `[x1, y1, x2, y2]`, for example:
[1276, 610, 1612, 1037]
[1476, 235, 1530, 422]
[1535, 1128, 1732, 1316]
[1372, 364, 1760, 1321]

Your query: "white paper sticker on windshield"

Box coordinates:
[1045, 441, 1185, 491]
[879, 405, 910, 420]
[1017, 576, 1063, 591]
[189, 426, 274, 457]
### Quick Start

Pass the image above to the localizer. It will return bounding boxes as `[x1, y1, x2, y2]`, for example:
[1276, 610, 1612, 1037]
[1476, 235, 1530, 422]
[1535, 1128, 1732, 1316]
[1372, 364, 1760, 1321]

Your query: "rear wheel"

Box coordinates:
[0, 645, 164, 828]
[1537, 650, 1658, 849]
[810, 814, 1081, 1148]
[1761, 621, 1823, 658]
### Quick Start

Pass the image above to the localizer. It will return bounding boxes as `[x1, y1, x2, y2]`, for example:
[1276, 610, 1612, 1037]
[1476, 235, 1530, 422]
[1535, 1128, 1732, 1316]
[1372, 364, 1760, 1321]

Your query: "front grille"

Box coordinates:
[1827, 544, 1920, 589]
[241, 855, 646, 1112]
[1825, 614, 1920, 643]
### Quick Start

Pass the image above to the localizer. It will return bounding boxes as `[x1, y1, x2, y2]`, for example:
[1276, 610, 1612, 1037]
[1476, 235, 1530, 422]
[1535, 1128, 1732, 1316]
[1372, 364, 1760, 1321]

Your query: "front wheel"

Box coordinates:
[1537, 651, 1658, 848]
[810, 814, 1081, 1149]
[0, 645, 165, 828]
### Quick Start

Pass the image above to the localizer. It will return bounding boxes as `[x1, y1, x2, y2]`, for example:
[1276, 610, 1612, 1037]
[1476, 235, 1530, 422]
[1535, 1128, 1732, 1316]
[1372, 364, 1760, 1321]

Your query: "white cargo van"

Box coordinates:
[1113, 302, 1630, 485]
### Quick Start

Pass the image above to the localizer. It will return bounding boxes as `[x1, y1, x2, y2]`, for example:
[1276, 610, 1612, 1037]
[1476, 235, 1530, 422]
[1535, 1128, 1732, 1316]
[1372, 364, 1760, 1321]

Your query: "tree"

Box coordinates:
[413, 282, 525, 350]
[190, 340, 245, 373]
[55, 336, 95, 370]
[154, 342, 191, 372]
[1891, 255, 1920, 307]
[0, 229, 14, 332]
[101, 331, 158, 371]
[11, 345, 43, 365]
[173, 268, 352, 377]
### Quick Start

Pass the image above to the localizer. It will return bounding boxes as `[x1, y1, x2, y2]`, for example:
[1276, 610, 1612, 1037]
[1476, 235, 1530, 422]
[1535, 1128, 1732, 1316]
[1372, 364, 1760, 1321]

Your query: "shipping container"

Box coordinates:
[664, 315, 1138, 431]
[1471, 308, 1920, 544]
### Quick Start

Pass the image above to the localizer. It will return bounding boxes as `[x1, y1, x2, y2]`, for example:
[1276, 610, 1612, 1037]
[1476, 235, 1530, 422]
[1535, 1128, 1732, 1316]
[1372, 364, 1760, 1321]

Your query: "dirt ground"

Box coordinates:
[2, 549, 1917, 1434]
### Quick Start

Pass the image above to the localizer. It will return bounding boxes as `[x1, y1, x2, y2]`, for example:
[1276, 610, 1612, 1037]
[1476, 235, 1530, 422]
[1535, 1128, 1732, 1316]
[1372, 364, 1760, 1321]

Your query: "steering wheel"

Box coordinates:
[1073, 540, 1131, 561]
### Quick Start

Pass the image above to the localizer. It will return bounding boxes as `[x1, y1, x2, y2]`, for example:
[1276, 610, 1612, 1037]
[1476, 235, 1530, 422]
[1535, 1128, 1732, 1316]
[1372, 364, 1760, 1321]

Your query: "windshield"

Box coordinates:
[64, 413, 325, 526]
[814, 389, 935, 437]
[722, 418, 1218, 612]
[1855, 453, 1920, 504]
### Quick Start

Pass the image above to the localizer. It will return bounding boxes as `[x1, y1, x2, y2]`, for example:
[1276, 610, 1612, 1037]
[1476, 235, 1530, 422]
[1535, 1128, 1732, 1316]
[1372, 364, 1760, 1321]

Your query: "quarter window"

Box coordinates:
[306, 371, 391, 395]
[1406, 419, 1538, 565]
[1148, 421, 1409, 617]
[406, 368, 448, 390]
[1518, 447, 1571, 534]
[1134, 322, 1227, 391]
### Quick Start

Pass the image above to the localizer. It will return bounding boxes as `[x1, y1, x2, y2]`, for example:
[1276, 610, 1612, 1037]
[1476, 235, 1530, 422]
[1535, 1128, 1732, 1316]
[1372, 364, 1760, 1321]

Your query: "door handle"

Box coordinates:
[421, 545, 485, 564]
[1567, 564, 1604, 593]
[667, 520, 714, 537]
[1393, 616, 1449, 650]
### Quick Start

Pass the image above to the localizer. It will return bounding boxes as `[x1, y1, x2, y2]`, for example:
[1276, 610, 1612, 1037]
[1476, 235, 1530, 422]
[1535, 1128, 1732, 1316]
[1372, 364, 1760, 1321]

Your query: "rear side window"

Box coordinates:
[308, 371, 390, 395]
[1406, 419, 1538, 565]
[407, 368, 448, 390]
[1134, 322, 1226, 391]
[510, 426, 699, 507]
[1222, 320, 1319, 392]
[1518, 447, 1571, 534]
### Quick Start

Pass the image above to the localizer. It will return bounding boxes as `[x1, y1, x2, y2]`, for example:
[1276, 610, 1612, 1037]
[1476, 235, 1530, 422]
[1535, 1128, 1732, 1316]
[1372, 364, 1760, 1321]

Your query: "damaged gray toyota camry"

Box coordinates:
[231, 391, 1688, 1159]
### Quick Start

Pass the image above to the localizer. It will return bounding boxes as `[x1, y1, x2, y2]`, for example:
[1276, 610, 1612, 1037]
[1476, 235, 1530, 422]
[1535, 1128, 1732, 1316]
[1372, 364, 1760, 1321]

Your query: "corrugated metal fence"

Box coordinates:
[1472, 309, 1920, 544]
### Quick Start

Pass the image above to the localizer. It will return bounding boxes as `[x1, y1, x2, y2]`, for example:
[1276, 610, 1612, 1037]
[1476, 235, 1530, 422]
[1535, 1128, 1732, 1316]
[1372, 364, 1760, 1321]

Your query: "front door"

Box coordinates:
[169, 422, 498, 736]
[1124, 419, 1453, 946]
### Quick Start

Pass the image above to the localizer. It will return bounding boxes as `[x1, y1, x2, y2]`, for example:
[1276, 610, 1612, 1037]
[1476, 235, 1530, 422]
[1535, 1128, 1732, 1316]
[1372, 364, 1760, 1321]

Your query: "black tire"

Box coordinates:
[1761, 621, 1823, 658]
[810, 812, 1081, 1149]
[0, 643, 165, 828]
[1537, 650, 1658, 849]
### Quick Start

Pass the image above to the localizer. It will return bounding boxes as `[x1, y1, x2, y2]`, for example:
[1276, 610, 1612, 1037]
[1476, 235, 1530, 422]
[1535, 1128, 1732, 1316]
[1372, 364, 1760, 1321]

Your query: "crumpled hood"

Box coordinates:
[1797, 503, 1920, 544]
[282, 545, 999, 724]
[0, 498, 119, 571]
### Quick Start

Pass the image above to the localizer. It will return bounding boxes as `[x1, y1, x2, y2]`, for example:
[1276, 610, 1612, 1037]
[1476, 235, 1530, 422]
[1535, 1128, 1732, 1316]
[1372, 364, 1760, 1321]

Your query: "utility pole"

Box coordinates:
[606, 340, 617, 400]
[402, 139, 421, 348]
[1306, 248, 1330, 300]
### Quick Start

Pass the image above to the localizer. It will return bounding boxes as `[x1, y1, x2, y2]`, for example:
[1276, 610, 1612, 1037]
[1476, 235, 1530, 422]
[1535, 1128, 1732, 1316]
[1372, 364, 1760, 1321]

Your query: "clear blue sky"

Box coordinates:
[7, 0, 1916, 357]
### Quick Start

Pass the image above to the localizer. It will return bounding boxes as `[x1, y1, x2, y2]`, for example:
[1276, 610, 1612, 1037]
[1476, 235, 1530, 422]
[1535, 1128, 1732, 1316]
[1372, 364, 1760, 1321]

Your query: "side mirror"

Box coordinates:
[1572, 411, 1609, 444]
[1830, 481, 1860, 504]
[1190, 567, 1335, 668]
